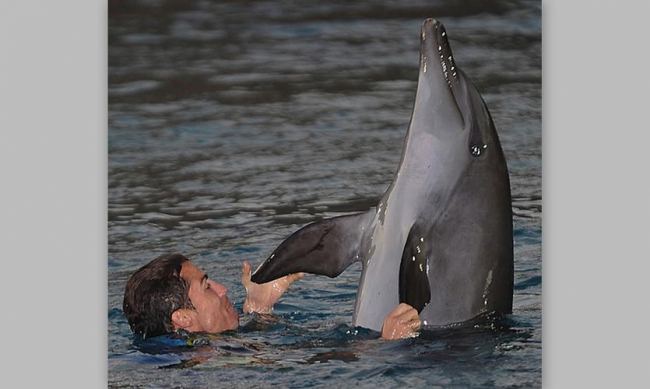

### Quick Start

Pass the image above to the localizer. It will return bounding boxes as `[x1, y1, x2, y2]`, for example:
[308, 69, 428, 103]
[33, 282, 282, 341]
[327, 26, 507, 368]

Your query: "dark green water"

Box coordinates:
[109, 0, 541, 386]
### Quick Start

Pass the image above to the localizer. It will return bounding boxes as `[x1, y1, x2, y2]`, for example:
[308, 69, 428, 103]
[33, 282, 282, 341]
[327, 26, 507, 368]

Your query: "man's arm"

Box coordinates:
[381, 303, 421, 340]
[242, 261, 421, 339]
[241, 260, 304, 314]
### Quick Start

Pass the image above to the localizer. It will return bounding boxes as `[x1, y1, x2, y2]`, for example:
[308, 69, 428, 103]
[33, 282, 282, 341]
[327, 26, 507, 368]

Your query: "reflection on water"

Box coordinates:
[109, 0, 541, 386]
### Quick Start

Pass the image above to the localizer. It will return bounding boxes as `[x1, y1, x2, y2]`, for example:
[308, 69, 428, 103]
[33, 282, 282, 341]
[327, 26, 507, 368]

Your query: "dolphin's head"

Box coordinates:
[414, 19, 503, 163]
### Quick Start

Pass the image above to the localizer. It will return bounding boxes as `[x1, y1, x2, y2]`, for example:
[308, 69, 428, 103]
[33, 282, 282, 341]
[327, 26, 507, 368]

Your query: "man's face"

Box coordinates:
[178, 261, 239, 333]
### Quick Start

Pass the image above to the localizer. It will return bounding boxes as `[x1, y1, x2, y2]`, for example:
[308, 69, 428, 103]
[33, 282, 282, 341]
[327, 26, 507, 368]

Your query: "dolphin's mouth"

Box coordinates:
[433, 22, 459, 88]
[420, 18, 469, 134]
[420, 19, 460, 87]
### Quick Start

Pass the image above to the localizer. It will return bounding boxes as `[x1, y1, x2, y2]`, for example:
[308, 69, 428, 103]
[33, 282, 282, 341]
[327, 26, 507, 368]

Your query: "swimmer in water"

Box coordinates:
[123, 253, 420, 340]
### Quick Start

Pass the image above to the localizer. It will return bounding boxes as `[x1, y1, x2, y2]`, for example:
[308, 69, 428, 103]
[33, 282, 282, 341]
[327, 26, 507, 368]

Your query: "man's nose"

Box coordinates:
[209, 280, 228, 297]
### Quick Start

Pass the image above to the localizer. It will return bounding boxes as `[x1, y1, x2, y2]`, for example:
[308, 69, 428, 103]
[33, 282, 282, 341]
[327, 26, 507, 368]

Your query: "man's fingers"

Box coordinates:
[396, 306, 421, 333]
[398, 306, 420, 322]
[399, 317, 420, 337]
[287, 272, 305, 283]
[408, 317, 422, 330]
[278, 272, 304, 286]
[241, 261, 252, 286]
[382, 303, 422, 340]
[390, 303, 415, 318]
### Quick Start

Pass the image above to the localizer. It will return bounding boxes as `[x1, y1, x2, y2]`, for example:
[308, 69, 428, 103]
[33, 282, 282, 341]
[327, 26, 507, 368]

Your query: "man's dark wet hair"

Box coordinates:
[123, 253, 194, 338]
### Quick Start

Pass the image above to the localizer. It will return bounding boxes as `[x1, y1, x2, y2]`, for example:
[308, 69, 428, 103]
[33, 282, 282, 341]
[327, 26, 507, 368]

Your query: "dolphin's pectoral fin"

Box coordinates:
[251, 210, 374, 284]
[399, 224, 431, 313]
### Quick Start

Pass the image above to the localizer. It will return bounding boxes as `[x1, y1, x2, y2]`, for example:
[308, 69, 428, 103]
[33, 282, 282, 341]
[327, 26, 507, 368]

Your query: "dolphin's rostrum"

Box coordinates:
[251, 18, 513, 332]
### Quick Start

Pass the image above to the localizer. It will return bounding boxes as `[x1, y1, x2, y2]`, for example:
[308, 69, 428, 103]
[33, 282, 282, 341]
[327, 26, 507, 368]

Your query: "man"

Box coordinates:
[123, 253, 421, 340]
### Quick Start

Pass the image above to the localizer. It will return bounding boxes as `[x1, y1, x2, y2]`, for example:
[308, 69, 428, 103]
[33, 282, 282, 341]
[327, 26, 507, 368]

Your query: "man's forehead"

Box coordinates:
[180, 260, 205, 280]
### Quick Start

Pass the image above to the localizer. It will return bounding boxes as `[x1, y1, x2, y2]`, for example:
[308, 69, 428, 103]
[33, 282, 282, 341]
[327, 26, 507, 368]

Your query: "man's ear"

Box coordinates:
[171, 308, 195, 330]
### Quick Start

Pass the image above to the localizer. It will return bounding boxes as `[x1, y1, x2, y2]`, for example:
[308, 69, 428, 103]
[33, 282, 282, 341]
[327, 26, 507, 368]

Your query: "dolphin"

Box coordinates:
[251, 18, 513, 332]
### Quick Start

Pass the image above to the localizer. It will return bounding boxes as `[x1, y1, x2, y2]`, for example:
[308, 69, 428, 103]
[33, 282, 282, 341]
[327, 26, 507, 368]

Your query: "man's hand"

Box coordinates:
[381, 303, 421, 340]
[241, 260, 304, 314]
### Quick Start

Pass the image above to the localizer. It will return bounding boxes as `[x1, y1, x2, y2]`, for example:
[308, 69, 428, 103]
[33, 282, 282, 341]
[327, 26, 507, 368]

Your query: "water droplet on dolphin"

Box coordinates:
[470, 144, 487, 157]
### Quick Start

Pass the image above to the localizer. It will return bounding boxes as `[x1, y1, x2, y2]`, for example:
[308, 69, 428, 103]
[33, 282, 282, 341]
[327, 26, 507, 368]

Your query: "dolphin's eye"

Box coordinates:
[470, 144, 488, 157]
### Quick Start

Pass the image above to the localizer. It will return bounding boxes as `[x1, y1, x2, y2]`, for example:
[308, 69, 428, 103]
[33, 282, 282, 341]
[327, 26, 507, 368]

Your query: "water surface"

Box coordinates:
[109, 0, 541, 386]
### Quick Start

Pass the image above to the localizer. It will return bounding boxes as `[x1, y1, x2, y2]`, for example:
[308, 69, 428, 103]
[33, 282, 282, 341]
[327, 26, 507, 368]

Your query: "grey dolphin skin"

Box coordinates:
[251, 18, 513, 332]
